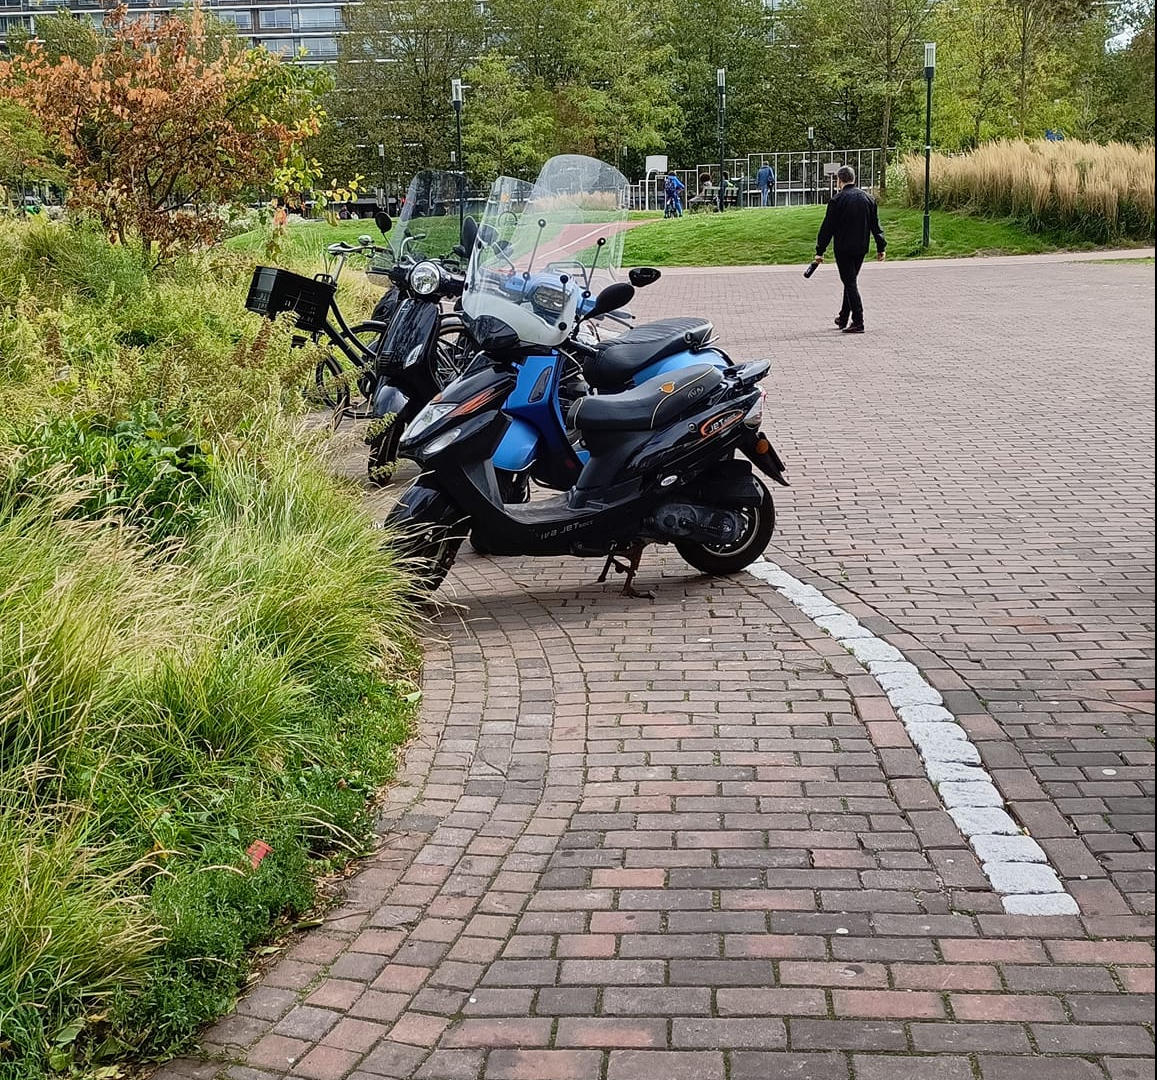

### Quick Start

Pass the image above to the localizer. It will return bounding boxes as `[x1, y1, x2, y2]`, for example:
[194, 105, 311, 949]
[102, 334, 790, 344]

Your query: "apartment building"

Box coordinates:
[0, 0, 347, 62]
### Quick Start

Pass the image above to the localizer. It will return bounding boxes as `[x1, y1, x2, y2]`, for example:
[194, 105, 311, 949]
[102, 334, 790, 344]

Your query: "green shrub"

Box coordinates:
[0, 217, 316, 435]
[4, 404, 216, 544]
[0, 425, 417, 1077]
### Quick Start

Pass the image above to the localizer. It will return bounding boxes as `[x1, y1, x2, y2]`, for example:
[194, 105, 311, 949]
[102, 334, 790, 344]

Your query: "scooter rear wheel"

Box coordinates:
[676, 481, 775, 576]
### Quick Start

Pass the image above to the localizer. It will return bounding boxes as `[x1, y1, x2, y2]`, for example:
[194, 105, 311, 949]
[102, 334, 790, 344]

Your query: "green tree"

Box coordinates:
[485, 0, 590, 88]
[461, 52, 556, 180]
[332, 0, 484, 185]
[932, 0, 1019, 148]
[810, 0, 934, 193]
[0, 100, 66, 198]
[646, 0, 771, 165]
[6, 9, 102, 64]
[556, 0, 681, 165]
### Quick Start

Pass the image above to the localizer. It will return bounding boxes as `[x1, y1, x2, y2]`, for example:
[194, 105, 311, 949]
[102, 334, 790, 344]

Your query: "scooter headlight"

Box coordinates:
[407, 401, 455, 440]
[423, 427, 463, 456]
[531, 283, 566, 313]
[408, 261, 441, 296]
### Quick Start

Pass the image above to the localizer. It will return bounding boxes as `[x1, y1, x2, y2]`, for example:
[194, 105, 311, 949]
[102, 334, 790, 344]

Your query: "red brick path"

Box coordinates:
[157, 254, 1154, 1080]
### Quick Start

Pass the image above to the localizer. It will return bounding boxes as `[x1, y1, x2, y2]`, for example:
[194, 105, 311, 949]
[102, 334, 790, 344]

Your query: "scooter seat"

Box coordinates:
[585, 317, 714, 389]
[568, 364, 724, 432]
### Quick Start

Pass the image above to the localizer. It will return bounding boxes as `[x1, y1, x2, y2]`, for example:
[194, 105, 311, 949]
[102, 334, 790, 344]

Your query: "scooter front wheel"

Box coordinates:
[676, 481, 775, 576]
[383, 484, 469, 592]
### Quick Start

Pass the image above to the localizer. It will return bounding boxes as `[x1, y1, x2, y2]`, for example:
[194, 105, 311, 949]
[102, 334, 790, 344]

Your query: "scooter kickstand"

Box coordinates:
[620, 543, 655, 600]
[597, 554, 621, 584]
[597, 545, 654, 599]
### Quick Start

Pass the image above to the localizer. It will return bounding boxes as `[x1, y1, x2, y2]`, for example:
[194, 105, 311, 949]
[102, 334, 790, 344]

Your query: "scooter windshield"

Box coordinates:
[383, 170, 466, 263]
[463, 156, 628, 349]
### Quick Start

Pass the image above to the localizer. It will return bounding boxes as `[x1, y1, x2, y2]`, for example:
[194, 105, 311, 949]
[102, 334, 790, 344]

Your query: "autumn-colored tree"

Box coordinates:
[0, 5, 325, 263]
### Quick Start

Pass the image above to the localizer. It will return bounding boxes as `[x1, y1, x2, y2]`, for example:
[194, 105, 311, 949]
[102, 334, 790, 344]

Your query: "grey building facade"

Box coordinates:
[1, 0, 347, 62]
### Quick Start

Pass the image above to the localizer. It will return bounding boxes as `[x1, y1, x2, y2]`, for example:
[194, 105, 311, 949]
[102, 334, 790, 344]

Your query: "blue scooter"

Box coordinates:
[490, 269, 784, 500]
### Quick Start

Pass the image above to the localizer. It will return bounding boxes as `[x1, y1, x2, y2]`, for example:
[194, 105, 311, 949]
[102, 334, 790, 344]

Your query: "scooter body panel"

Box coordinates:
[372, 383, 409, 421]
[624, 347, 731, 390]
[492, 416, 540, 472]
[494, 351, 589, 490]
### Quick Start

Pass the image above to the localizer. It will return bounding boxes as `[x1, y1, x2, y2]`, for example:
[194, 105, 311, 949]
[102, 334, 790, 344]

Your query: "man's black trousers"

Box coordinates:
[836, 251, 866, 326]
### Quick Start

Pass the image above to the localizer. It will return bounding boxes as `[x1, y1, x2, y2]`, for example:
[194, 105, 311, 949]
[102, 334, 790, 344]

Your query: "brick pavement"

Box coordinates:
[157, 254, 1154, 1080]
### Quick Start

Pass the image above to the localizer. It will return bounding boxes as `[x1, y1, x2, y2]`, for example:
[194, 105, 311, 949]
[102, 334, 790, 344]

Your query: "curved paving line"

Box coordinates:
[746, 558, 1080, 916]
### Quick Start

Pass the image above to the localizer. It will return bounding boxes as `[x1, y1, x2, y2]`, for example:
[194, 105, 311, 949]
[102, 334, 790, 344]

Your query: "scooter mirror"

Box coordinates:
[584, 282, 636, 321]
[628, 267, 662, 289]
[374, 211, 392, 236]
[461, 215, 478, 253]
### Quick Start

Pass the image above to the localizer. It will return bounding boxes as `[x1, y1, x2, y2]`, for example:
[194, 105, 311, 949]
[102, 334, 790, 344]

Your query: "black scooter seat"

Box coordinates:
[568, 364, 724, 432]
[585, 317, 714, 389]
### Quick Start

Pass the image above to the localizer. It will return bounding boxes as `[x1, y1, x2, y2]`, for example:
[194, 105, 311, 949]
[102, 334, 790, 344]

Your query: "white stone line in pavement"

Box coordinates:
[746, 559, 1080, 916]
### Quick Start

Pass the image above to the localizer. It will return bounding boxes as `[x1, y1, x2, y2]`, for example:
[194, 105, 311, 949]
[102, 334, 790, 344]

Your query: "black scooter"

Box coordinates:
[384, 282, 787, 597]
[360, 214, 475, 483]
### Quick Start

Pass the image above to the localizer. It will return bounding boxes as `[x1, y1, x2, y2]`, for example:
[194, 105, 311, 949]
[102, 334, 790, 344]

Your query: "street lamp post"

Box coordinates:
[923, 42, 936, 248]
[451, 78, 465, 233]
[807, 126, 815, 205]
[716, 68, 726, 213]
[377, 143, 386, 205]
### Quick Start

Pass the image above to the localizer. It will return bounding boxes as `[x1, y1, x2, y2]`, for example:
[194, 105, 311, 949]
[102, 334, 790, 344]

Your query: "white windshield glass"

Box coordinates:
[463, 155, 628, 348]
[384, 170, 465, 262]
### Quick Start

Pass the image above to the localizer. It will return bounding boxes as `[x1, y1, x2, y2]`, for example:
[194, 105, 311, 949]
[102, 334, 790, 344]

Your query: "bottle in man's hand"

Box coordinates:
[803, 259, 820, 279]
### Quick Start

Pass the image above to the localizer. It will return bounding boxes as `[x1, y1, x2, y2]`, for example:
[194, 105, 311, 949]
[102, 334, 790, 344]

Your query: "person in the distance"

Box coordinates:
[813, 165, 886, 334]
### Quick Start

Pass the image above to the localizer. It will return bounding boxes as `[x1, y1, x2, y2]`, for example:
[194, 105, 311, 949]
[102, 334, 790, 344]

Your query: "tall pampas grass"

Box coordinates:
[902, 139, 1155, 242]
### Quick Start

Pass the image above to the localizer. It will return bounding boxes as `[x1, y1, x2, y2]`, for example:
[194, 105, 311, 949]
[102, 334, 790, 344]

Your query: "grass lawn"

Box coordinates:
[620, 204, 1127, 267]
[227, 205, 1149, 271]
[225, 218, 394, 268]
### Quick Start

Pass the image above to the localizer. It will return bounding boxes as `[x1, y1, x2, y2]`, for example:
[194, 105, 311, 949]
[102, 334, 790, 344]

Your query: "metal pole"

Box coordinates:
[451, 78, 465, 234]
[717, 69, 726, 213]
[455, 108, 464, 232]
[807, 127, 814, 205]
[923, 43, 936, 248]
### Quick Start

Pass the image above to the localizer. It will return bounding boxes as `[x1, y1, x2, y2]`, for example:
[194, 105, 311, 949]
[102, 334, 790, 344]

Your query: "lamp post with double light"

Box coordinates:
[922, 42, 935, 247]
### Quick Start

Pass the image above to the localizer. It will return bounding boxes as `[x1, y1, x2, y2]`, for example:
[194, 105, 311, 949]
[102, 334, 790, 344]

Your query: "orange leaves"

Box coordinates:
[0, 4, 323, 262]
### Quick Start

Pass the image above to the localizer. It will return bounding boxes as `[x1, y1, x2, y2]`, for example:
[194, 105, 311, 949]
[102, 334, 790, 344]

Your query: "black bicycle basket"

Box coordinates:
[245, 267, 337, 334]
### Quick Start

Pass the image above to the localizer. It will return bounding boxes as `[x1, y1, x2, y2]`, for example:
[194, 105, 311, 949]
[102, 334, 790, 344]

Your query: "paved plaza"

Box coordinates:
[158, 253, 1155, 1080]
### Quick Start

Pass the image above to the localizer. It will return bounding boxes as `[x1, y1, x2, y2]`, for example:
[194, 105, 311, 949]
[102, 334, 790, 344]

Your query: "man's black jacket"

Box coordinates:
[815, 184, 886, 258]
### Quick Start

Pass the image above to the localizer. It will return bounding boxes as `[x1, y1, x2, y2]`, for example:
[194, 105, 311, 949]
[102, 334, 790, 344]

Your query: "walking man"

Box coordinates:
[813, 165, 886, 334]
[756, 161, 775, 206]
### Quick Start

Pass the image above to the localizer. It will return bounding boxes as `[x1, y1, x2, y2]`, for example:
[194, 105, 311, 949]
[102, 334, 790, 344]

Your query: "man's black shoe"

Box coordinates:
[842, 323, 865, 334]
[834, 316, 848, 329]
